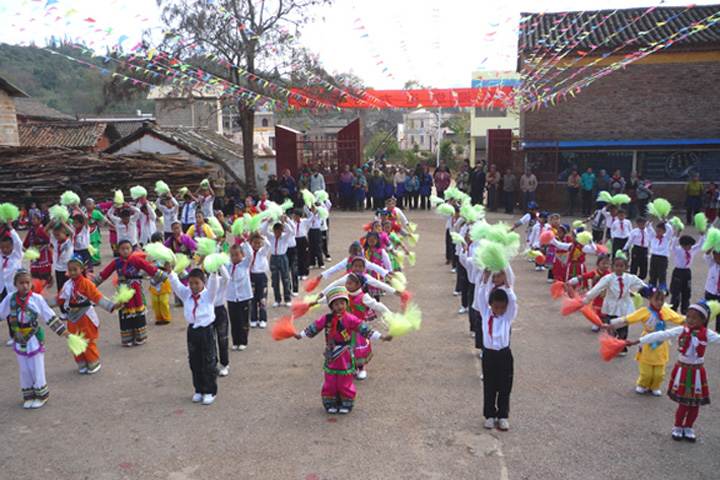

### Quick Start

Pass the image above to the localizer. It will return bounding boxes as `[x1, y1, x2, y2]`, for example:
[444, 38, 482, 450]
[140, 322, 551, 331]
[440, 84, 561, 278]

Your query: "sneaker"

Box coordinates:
[618, 350, 627, 357]
[671, 426, 684, 441]
[78, 367, 89, 374]
[478, 350, 483, 359]
[202, 394, 216, 405]
[635, 386, 648, 394]
[238, 345, 247, 351]
[272, 302, 280, 308]
[535, 266, 542, 271]
[320, 265, 326, 269]
[86, 364, 101, 375]
[231, 345, 239, 351]
[292, 292, 299, 297]
[453, 291, 461, 296]
[338, 407, 350, 414]
[31, 398, 47, 409]
[219, 366, 229, 377]
[326, 257, 332, 262]
[684, 428, 696, 442]
[250, 321, 258, 328]
[192, 393, 203, 403]
[471, 332, 476, 338]
[6, 339, 13, 346]
[546, 278, 554, 283]
[23, 400, 34, 409]
[284, 302, 292, 307]
[326, 407, 339, 414]
[451, 268, 457, 274]
[497, 418, 509, 431]
[356, 369, 367, 380]
[458, 307, 468, 314]
[484, 418, 496, 429]
[651, 389, 662, 396]
[259, 321, 267, 328]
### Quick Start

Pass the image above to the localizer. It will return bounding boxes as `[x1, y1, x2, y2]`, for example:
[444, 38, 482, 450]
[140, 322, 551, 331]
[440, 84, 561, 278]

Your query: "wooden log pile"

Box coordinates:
[0, 147, 215, 203]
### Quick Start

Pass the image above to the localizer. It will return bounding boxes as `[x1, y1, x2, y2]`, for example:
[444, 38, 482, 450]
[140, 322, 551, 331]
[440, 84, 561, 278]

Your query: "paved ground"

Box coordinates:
[2, 207, 720, 480]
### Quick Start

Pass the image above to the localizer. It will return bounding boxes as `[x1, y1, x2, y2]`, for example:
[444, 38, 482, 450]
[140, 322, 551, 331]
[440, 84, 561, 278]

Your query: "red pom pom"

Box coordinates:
[560, 294, 584, 316]
[303, 276, 321, 293]
[599, 332, 627, 361]
[269, 315, 297, 341]
[130, 250, 147, 260]
[400, 290, 413, 311]
[550, 281, 565, 299]
[581, 304, 603, 327]
[291, 301, 311, 318]
[535, 254, 546, 265]
[32, 279, 47, 295]
[112, 274, 118, 288]
[363, 222, 372, 232]
[595, 243, 609, 255]
[539, 230, 555, 245]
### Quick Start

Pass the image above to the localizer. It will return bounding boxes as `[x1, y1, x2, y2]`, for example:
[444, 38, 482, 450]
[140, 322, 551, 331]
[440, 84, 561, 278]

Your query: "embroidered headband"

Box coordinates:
[688, 300, 711, 319]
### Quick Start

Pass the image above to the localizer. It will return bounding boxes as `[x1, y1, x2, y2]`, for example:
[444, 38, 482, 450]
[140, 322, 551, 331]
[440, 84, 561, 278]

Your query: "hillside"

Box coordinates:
[0, 43, 152, 116]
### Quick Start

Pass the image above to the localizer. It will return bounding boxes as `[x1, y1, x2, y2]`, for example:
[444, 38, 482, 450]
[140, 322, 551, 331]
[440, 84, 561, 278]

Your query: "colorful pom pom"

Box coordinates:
[130, 186, 147, 200]
[647, 198, 672, 218]
[450, 232, 466, 245]
[382, 311, 413, 338]
[196, 238, 217, 258]
[669, 216, 684, 231]
[231, 217, 245, 237]
[560, 295, 584, 316]
[632, 292, 643, 309]
[207, 217, 225, 237]
[113, 284, 135, 305]
[539, 230, 555, 245]
[67, 332, 89, 356]
[436, 204, 455, 217]
[599, 333, 627, 361]
[49, 204, 70, 223]
[314, 190, 329, 204]
[291, 301, 312, 318]
[550, 281, 565, 299]
[280, 199, 295, 211]
[429, 196, 444, 206]
[581, 304, 603, 327]
[404, 302, 422, 330]
[270, 315, 297, 341]
[203, 253, 230, 273]
[304, 276, 321, 293]
[301, 189, 315, 208]
[174, 254, 191, 274]
[0, 203, 20, 222]
[702, 228, 720, 253]
[597, 191, 612, 204]
[408, 233, 419, 247]
[155, 181, 170, 195]
[143, 243, 175, 264]
[60, 190, 80, 206]
[472, 240, 509, 273]
[23, 247, 40, 261]
[408, 252, 416, 266]
[695, 212, 708, 233]
[113, 190, 124, 205]
[317, 206, 329, 219]
[611, 194, 631, 205]
[576, 231, 593, 245]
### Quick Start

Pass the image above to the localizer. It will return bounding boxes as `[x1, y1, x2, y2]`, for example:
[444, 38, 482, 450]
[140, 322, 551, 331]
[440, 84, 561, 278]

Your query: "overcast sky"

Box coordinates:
[0, 0, 716, 89]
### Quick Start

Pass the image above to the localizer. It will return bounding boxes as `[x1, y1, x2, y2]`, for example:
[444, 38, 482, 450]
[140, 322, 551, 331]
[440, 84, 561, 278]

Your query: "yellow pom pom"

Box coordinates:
[23, 247, 40, 261]
[113, 284, 135, 304]
[67, 332, 89, 356]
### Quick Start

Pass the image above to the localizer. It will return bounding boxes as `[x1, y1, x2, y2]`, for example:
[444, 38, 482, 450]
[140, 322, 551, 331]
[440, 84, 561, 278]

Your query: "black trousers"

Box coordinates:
[472, 308, 484, 350]
[468, 283, 476, 331]
[213, 305, 230, 367]
[611, 237, 628, 258]
[1, 288, 10, 339]
[482, 347, 513, 419]
[606, 315, 628, 352]
[286, 246, 299, 293]
[592, 229, 604, 243]
[187, 325, 217, 395]
[270, 254, 292, 303]
[582, 190, 594, 216]
[55, 270, 68, 294]
[250, 272, 267, 322]
[504, 191, 514, 214]
[373, 197, 384, 210]
[321, 227, 329, 258]
[456, 263, 469, 308]
[420, 195, 429, 210]
[670, 268, 692, 314]
[308, 228, 324, 268]
[295, 237, 309, 277]
[630, 246, 648, 280]
[227, 299, 250, 346]
[445, 229, 454, 262]
[649, 255, 668, 287]
[705, 291, 720, 330]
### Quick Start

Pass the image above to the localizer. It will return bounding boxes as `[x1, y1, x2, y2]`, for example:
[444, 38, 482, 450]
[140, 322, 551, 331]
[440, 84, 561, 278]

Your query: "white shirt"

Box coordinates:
[321, 274, 396, 297]
[213, 265, 230, 307]
[293, 217, 311, 238]
[584, 272, 646, 317]
[390, 207, 409, 228]
[169, 271, 219, 328]
[0, 230, 23, 294]
[156, 198, 179, 233]
[321, 256, 389, 280]
[180, 202, 196, 226]
[471, 265, 516, 312]
[551, 238, 597, 255]
[476, 279, 517, 351]
[459, 241, 477, 285]
[261, 220, 296, 256]
[640, 326, 720, 364]
[647, 223, 674, 257]
[243, 240, 271, 274]
[609, 218, 632, 239]
[671, 236, 704, 269]
[198, 195, 214, 218]
[600, 208, 618, 229]
[226, 256, 253, 302]
[73, 224, 90, 251]
[625, 227, 650, 249]
[107, 206, 143, 245]
[137, 203, 158, 245]
[530, 222, 550, 249]
[320, 199, 332, 232]
[50, 235, 74, 273]
[704, 253, 720, 295]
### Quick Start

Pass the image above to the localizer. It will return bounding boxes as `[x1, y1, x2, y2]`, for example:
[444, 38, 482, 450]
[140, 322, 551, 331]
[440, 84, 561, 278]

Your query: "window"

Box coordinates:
[420, 136, 424, 144]
[475, 107, 507, 118]
[420, 120, 424, 128]
[261, 118, 269, 127]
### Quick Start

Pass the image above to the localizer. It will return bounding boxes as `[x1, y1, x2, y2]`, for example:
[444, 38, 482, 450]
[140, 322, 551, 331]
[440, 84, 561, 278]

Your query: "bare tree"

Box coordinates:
[156, 0, 332, 185]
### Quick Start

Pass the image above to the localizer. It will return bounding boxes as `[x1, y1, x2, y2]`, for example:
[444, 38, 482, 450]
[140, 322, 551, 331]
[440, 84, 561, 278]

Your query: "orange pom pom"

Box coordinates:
[130, 250, 147, 260]
[599, 332, 627, 361]
[550, 281, 565, 299]
[535, 254, 546, 265]
[269, 315, 297, 341]
[303, 276, 321, 293]
[595, 243, 609, 255]
[363, 222, 372, 232]
[581, 304, 603, 327]
[112, 274, 118, 288]
[291, 301, 311, 318]
[32, 279, 47, 295]
[400, 290, 413, 311]
[539, 230, 555, 245]
[560, 294, 584, 316]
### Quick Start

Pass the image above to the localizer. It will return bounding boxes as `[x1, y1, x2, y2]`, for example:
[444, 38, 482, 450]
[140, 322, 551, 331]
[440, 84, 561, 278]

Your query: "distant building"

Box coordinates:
[18, 123, 116, 152]
[149, 85, 224, 134]
[398, 109, 443, 153]
[78, 111, 154, 141]
[0, 76, 28, 146]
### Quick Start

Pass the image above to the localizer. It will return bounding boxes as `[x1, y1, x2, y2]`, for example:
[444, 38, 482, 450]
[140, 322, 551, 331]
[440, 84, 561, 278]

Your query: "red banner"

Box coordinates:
[288, 87, 516, 109]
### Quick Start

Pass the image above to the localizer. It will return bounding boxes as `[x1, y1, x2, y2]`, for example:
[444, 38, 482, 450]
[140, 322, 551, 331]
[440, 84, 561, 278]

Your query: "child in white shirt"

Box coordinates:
[226, 244, 252, 350]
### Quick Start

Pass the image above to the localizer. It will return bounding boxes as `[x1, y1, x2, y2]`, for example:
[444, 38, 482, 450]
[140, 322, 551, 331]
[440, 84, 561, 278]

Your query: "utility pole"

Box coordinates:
[436, 107, 442, 167]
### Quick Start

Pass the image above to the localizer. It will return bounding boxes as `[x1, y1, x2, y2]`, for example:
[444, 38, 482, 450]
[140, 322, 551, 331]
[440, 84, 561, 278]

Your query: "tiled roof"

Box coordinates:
[0, 76, 28, 97]
[14, 98, 75, 121]
[18, 123, 107, 148]
[519, 5, 720, 54]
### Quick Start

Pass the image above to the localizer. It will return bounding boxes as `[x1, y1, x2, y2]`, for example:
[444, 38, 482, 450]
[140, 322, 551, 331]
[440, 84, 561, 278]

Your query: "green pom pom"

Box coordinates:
[204, 253, 230, 273]
[23, 247, 40, 260]
[113, 190, 124, 205]
[469, 221, 491, 242]
[408, 252, 416, 266]
[246, 214, 263, 233]
[405, 303, 422, 330]
[49, 204, 69, 222]
[174, 254, 191, 273]
[703, 228, 720, 252]
[231, 217, 245, 237]
[0, 203, 20, 222]
[67, 332, 88, 356]
[178, 187, 188, 198]
[395, 250, 405, 265]
[597, 191, 612, 204]
[155, 181, 170, 195]
[436, 204, 455, 217]
[633, 292, 643, 309]
[200, 178, 210, 187]
[708, 300, 720, 322]
[113, 284, 135, 304]
[389, 276, 406, 292]
[60, 191, 80, 206]
[460, 203, 484, 224]
[301, 189, 315, 208]
[429, 196, 444, 206]
[207, 217, 225, 237]
[648, 198, 672, 218]
[314, 190, 329, 204]
[450, 232, 466, 245]
[143, 243, 176, 264]
[280, 199, 294, 211]
[316, 206, 329, 220]
[611, 194, 631, 205]
[408, 233, 419, 247]
[473, 240, 509, 273]
[695, 212, 708, 233]
[382, 312, 413, 338]
[576, 231, 593, 245]
[443, 187, 460, 201]
[130, 186, 147, 200]
[196, 238, 216, 258]
[573, 220, 584, 228]
[669, 216, 684, 231]
[88, 245, 97, 256]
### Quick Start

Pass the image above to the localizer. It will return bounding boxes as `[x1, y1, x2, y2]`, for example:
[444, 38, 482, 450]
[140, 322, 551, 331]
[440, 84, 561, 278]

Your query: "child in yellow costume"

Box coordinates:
[608, 284, 684, 396]
[148, 232, 173, 325]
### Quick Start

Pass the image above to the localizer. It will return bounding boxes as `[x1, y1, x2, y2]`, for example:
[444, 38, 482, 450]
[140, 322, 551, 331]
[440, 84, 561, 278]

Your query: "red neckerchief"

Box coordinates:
[640, 229, 645, 246]
[274, 235, 280, 254]
[617, 275, 624, 298]
[656, 234, 663, 245]
[2, 255, 8, 269]
[250, 249, 259, 273]
[191, 293, 201, 320]
[15, 293, 31, 325]
[686, 250, 691, 267]
[488, 315, 496, 340]
[329, 311, 345, 339]
[679, 325, 707, 357]
[649, 303, 663, 322]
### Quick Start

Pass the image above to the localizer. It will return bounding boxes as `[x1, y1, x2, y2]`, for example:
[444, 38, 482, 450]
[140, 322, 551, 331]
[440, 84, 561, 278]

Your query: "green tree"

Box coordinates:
[439, 139, 455, 164]
[364, 129, 399, 160]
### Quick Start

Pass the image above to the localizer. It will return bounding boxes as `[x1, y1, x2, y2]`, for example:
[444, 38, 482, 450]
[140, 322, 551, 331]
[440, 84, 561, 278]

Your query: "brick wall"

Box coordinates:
[524, 61, 720, 142]
[0, 90, 19, 146]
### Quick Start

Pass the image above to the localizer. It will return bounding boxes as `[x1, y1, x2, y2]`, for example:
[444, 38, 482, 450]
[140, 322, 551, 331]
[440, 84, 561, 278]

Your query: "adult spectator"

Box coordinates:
[470, 159, 487, 206]
[394, 167, 407, 208]
[226, 181, 242, 204]
[339, 165, 354, 211]
[265, 174, 282, 203]
[580, 167, 596, 216]
[383, 167, 395, 203]
[565, 168, 580, 216]
[519, 167, 537, 213]
[369, 169, 386, 210]
[212, 171, 226, 199]
[626, 171, 639, 219]
[309, 166, 325, 193]
[363, 165, 373, 210]
[685, 173, 703, 224]
[405, 169, 420, 209]
[636, 176, 653, 217]
[610, 169, 626, 194]
[352, 168, 367, 212]
[434, 165, 451, 199]
[595, 169, 611, 198]
[419, 166, 433, 209]
[279, 169, 297, 201]
[456, 164, 469, 193]
[486, 164, 501, 212]
[503, 167, 517, 214]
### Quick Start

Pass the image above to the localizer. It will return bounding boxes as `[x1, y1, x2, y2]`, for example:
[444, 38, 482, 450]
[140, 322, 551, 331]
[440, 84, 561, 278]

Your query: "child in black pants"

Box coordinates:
[670, 233, 704, 314]
[227, 245, 252, 350]
[624, 217, 649, 280]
